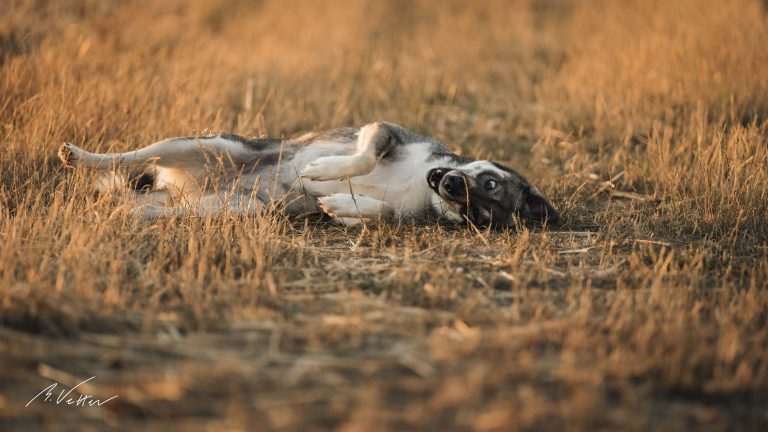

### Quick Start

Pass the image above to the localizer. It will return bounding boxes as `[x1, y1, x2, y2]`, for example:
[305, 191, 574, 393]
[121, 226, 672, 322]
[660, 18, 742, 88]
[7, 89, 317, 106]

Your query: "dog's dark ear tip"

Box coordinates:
[521, 187, 559, 225]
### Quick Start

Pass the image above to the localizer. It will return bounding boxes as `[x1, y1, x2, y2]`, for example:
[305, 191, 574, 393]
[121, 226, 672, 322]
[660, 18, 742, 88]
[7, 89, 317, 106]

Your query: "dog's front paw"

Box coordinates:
[317, 195, 366, 226]
[318, 193, 359, 217]
[301, 155, 377, 181]
[300, 159, 334, 181]
[58, 143, 80, 167]
[317, 193, 393, 220]
[300, 156, 346, 181]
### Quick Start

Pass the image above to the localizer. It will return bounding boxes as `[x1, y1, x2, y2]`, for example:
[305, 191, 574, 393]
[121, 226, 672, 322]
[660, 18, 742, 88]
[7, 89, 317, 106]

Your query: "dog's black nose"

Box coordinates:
[442, 174, 465, 194]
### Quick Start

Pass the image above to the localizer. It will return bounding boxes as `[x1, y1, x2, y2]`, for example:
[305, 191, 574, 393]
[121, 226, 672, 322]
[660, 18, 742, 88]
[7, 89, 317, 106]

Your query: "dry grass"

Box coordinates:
[2, 0, 768, 430]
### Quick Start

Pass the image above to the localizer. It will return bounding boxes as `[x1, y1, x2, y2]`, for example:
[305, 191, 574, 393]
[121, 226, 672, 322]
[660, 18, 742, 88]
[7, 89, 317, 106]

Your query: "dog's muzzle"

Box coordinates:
[428, 168, 470, 202]
[440, 174, 468, 198]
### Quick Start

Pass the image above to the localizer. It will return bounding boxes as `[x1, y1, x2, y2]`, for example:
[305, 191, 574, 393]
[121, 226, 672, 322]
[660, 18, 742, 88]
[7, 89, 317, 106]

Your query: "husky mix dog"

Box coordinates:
[58, 122, 559, 228]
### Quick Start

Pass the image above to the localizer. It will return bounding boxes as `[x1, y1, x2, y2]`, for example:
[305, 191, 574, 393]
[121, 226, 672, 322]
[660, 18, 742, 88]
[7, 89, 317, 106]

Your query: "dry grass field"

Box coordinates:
[2, 0, 768, 430]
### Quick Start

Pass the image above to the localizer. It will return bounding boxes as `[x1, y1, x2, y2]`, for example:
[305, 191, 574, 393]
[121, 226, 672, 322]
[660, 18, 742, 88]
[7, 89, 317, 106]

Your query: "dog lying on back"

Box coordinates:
[58, 122, 558, 228]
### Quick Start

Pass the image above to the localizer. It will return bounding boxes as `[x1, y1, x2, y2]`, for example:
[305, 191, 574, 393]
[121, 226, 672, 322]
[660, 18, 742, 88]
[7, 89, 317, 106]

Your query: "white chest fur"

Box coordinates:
[298, 142, 444, 218]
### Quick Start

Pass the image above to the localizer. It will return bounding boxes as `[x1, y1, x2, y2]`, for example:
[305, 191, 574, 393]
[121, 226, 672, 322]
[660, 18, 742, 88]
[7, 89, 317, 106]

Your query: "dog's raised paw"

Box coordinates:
[58, 143, 79, 167]
[301, 155, 379, 181]
[300, 157, 343, 181]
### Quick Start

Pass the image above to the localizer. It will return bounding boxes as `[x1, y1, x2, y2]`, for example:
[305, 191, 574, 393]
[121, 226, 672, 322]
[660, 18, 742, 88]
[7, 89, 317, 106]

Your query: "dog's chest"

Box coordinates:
[307, 143, 440, 217]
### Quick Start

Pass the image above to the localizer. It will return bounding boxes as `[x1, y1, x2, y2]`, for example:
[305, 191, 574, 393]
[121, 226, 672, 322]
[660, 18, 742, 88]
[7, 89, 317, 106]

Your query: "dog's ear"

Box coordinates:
[519, 186, 559, 224]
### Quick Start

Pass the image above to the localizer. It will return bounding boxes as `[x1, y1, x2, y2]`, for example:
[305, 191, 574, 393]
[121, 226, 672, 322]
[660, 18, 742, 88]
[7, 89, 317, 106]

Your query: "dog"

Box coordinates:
[58, 122, 558, 228]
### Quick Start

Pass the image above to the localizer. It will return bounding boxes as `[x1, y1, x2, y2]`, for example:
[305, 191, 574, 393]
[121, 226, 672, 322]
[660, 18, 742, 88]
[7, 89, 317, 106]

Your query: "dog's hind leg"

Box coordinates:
[300, 122, 399, 181]
[58, 140, 180, 170]
[58, 136, 255, 171]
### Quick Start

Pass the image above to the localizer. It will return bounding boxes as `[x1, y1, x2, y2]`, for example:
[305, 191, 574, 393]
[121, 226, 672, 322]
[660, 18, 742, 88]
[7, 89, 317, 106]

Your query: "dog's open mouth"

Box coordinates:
[427, 168, 449, 194]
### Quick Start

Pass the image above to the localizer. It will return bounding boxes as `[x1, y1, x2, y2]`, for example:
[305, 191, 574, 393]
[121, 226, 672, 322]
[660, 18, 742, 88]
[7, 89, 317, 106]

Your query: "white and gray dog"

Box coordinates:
[58, 122, 558, 228]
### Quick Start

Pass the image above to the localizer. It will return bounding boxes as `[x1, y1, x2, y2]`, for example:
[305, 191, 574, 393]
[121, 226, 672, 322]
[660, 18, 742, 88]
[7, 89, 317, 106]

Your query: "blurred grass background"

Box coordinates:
[1, 0, 768, 430]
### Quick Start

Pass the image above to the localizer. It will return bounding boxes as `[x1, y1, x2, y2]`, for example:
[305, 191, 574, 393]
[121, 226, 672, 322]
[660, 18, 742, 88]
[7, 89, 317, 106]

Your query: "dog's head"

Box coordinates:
[427, 160, 559, 229]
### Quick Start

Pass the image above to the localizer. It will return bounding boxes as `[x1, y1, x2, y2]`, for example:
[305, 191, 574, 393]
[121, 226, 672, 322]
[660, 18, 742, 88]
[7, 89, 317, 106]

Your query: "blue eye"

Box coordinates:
[485, 179, 497, 190]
